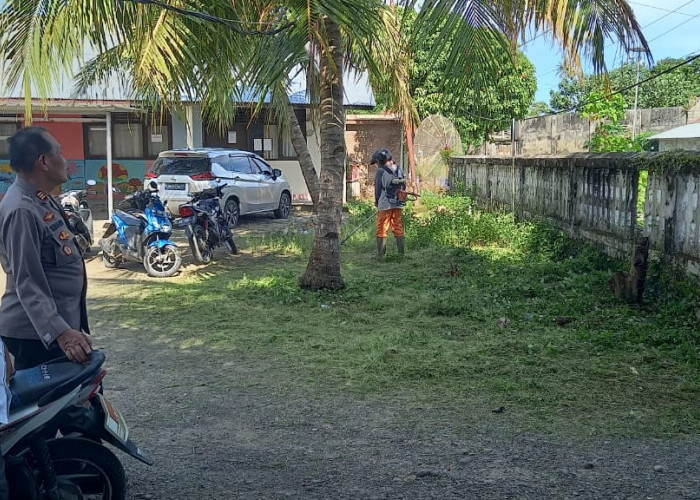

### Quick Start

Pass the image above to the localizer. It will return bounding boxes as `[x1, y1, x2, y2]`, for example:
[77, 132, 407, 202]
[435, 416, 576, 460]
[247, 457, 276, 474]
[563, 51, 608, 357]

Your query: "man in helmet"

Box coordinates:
[372, 148, 407, 258]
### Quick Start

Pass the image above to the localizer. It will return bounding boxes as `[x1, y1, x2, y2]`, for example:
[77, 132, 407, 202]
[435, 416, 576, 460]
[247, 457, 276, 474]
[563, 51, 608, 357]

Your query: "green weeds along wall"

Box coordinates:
[449, 152, 700, 279]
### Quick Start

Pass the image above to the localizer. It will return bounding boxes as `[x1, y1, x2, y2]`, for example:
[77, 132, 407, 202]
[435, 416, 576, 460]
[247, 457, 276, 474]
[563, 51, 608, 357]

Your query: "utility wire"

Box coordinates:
[519, 29, 550, 48]
[466, 50, 700, 125]
[647, 9, 700, 42]
[523, 51, 700, 121]
[537, 1, 695, 78]
[628, 0, 697, 17]
[121, 0, 296, 35]
[640, 0, 695, 30]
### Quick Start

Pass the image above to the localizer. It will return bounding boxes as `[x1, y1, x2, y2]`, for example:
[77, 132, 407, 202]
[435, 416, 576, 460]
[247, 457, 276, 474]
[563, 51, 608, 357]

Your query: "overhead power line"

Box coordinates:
[122, 0, 296, 35]
[524, 51, 700, 121]
[628, 0, 697, 17]
[537, 1, 696, 79]
[647, 9, 700, 43]
[640, 0, 695, 30]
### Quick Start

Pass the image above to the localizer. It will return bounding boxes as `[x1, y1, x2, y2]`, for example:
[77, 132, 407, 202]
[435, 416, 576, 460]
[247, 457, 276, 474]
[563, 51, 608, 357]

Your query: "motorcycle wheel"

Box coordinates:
[189, 224, 212, 264]
[143, 244, 181, 278]
[225, 236, 239, 255]
[102, 252, 119, 268]
[48, 438, 127, 500]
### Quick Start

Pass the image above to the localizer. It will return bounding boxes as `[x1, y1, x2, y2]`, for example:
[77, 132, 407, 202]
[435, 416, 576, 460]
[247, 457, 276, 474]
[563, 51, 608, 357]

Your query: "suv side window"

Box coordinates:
[251, 157, 273, 176]
[229, 157, 254, 174]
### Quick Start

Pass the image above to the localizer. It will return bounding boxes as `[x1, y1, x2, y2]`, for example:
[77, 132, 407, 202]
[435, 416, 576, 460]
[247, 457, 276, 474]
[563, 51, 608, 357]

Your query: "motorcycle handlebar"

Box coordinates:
[191, 184, 226, 201]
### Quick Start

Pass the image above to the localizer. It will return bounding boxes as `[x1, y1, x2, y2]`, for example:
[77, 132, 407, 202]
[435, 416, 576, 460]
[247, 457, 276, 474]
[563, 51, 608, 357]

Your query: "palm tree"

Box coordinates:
[1, 0, 649, 291]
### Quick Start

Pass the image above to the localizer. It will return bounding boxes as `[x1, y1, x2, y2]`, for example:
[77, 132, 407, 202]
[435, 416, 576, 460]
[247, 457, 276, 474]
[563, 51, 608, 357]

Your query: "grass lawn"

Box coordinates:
[91, 193, 700, 437]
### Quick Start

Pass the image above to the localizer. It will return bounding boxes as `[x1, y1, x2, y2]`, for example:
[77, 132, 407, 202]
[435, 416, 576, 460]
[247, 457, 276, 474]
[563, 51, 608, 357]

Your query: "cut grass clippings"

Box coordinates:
[91, 193, 700, 437]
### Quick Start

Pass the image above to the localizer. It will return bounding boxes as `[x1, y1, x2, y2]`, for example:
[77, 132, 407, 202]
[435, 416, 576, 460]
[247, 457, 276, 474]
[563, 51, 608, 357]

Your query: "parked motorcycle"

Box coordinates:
[175, 184, 238, 263]
[99, 181, 182, 278]
[59, 179, 96, 253]
[2, 350, 153, 499]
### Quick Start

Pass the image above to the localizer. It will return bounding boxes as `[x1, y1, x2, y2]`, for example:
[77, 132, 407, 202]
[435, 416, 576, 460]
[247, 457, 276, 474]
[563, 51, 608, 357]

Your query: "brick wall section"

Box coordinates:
[345, 114, 402, 200]
[450, 153, 700, 279]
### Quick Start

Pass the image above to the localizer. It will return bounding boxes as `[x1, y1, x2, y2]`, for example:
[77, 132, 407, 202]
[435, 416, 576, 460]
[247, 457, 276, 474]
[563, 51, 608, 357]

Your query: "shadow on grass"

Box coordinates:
[89, 217, 700, 437]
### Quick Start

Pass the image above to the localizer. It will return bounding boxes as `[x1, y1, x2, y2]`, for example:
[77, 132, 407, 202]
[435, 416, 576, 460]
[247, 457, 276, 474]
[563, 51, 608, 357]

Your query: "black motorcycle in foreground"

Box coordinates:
[1, 350, 153, 499]
[176, 184, 238, 263]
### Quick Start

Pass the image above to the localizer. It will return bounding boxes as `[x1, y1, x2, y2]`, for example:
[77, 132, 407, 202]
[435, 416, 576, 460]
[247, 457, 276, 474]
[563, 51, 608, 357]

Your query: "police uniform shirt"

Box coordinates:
[0, 176, 87, 348]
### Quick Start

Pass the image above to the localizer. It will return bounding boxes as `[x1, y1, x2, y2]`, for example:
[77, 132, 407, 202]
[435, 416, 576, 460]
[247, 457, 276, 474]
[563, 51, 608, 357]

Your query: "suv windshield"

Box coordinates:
[151, 157, 210, 175]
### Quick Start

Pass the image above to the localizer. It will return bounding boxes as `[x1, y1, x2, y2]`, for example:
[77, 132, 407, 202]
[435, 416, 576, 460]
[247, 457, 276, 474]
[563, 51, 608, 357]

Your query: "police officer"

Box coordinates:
[373, 148, 407, 258]
[0, 127, 93, 370]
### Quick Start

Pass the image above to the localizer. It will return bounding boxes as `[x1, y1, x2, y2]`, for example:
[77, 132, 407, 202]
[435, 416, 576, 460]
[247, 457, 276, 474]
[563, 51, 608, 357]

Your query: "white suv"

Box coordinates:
[146, 148, 292, 226]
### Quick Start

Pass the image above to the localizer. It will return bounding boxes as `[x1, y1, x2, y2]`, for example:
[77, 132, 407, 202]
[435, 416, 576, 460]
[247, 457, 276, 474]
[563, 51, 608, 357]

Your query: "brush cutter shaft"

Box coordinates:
[340, 210, 379, 245]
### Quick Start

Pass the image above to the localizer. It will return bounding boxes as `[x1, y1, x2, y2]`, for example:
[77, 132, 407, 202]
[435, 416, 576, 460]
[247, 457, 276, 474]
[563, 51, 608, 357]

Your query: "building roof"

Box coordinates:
[1, 62, 375, 109]
[650, 122, 700, 140]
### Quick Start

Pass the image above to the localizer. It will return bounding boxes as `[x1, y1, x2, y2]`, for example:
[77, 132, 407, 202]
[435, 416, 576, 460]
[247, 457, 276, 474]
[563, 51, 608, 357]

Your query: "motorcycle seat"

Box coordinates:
[9, 350, 106, 411]
[113, 210, 147, 228]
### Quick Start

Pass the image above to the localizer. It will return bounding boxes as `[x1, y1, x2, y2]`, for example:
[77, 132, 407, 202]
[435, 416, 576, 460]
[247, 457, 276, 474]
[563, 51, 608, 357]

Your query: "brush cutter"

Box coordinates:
[340, 190, 420, 246]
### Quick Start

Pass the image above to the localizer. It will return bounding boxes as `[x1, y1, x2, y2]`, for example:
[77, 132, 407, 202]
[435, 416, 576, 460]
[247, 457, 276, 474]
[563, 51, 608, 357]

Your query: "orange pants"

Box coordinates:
[376, 208, 404, 237]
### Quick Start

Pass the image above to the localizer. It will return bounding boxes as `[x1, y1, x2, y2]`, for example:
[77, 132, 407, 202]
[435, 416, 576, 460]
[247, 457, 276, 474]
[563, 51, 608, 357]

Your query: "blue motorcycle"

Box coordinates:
[99, 181, 182, 277]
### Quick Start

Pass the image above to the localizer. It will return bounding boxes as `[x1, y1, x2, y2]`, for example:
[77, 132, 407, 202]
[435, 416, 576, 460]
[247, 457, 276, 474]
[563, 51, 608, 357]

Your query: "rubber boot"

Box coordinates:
[396, 236, 405, 255]
[376, 237, 387, 259]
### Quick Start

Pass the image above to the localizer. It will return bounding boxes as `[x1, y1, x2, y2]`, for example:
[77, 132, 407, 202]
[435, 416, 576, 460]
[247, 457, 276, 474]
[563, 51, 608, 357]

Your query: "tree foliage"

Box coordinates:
[373, 11, 537, 146]
[550, 57, 700, 112]
[528, 101, 552, 117]
[0, 0, 652, 291]
[582, 91, 652, 152]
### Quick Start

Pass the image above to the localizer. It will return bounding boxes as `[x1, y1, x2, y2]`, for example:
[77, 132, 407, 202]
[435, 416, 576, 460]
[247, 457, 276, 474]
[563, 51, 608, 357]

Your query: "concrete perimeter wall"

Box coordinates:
[450, 153, 700, 279]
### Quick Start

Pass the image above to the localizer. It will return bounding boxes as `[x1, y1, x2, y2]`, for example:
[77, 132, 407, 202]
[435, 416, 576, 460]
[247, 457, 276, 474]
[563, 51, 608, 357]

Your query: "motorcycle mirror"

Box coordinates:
[86, 179, 97, 186]
[148, 180, 158, 191]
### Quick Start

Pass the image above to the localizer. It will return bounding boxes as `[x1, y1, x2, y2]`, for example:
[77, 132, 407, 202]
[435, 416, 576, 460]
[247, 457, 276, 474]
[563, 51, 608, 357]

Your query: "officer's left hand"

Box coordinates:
[57, 329, 93, 364]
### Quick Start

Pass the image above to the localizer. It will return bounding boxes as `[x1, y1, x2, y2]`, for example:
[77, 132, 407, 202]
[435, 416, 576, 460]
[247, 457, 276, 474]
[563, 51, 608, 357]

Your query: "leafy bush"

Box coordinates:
[347, 199, 376, 221]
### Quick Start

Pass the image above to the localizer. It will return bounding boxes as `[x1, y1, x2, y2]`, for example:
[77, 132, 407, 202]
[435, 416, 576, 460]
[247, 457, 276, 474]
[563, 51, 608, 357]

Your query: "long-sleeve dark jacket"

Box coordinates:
[0, 176, 89, 348]
[374, 165, 405, 210]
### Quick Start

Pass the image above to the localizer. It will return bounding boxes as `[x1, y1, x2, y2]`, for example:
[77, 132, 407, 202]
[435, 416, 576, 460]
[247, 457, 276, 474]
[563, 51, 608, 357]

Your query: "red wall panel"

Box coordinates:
[29, 116, 85, 160]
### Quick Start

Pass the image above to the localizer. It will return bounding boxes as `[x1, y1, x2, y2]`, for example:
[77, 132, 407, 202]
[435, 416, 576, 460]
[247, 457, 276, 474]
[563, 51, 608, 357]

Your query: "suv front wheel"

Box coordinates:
[225, 198, 240, 227]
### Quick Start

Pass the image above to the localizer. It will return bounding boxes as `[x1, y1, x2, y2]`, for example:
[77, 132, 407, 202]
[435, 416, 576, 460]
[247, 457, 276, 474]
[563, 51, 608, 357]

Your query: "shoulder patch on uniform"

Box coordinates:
[49, 219, 65, 231]
[36, 191, 48, 202]
[62, 245, 73, 256]
[59, 230, 70, 240]
[43, 211, 56, 222]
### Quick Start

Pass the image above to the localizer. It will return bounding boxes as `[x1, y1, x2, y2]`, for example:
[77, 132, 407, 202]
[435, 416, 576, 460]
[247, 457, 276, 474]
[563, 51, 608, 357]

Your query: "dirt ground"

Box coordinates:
[15, 213, 700, 498]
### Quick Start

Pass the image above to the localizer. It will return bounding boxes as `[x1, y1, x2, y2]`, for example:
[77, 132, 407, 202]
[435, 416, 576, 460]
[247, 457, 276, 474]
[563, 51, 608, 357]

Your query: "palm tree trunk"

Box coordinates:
[289, 103, 320, 207]
[300, 17, 345, 291]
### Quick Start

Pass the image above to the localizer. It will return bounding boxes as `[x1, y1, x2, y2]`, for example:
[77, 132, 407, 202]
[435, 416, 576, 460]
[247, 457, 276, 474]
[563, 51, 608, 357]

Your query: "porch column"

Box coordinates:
[106, 112, 114, 217]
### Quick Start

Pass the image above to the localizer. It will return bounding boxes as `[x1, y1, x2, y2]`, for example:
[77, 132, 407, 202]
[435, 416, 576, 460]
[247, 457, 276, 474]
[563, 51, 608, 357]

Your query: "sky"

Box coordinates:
[521, 0, 700, 103]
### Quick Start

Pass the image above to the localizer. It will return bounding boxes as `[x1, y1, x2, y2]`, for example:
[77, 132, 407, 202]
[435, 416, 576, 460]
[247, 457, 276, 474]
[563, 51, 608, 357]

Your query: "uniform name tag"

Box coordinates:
[49, 220, 65, 231]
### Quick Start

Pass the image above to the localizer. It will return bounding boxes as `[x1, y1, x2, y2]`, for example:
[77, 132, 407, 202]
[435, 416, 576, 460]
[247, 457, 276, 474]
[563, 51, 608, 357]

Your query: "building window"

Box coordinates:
[86, 125, 107, 157]
[113, 123, 143, 158]
[84, 114, 171, 159]
[262, 109, 306, 161]
[147, 124, 170, 156]
[0, 122, 19, 157]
